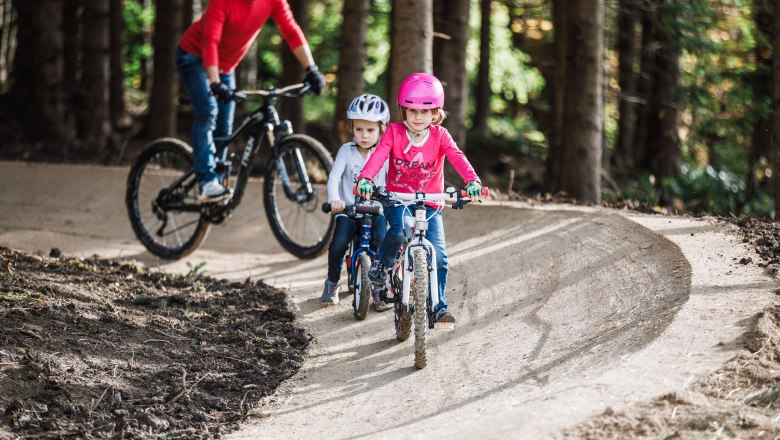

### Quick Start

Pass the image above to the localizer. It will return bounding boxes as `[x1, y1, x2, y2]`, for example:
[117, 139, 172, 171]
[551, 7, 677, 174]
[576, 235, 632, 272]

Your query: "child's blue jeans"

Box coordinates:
[327, 214, 387, 283]
[376, 205, 448, 312]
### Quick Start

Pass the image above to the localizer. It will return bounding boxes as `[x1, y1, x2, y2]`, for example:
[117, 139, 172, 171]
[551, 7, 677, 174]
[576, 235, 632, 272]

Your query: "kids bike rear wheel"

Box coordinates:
[353, 253, 372, 320]
[263, 134, 335, 259]
[411, 247, 429, 369]
[126, 138, 210, 259]
[395, 302, 413, 342]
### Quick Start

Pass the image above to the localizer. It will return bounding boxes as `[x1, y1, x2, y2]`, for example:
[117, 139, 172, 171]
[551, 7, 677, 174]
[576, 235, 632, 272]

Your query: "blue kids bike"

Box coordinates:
[321, 202, 383, 320]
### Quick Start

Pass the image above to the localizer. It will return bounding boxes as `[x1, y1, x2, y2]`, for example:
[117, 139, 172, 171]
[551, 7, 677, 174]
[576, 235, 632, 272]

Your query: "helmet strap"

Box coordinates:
[402, 121, 430, 154]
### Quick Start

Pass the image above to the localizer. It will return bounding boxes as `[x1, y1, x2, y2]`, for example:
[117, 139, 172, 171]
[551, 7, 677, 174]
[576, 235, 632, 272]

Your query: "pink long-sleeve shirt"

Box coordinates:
[179, 0, 306, 73]
[358, 123, 480, 203]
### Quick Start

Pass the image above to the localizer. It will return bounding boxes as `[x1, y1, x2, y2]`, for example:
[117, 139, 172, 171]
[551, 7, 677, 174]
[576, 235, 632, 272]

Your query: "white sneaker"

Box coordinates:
[372, 287, 392, 312]
[321, 280, 341, 305]
[198, 180, 232, 203]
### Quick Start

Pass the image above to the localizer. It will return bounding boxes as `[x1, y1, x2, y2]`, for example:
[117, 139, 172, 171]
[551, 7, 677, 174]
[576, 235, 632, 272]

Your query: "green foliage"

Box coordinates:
[186, 261, 208, 278]
[123, 0, 154, 90]
[604, 161, 774, 217]
[0, 293, 31, 303]
[467, 2, 545, 116]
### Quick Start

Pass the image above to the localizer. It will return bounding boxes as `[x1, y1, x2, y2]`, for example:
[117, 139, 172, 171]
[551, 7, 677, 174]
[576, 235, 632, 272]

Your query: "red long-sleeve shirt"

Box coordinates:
[179, 0, 306, 73]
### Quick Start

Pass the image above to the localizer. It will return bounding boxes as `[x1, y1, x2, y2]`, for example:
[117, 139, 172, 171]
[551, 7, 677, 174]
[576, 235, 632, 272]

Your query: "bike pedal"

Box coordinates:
[433, 322, 455, 331]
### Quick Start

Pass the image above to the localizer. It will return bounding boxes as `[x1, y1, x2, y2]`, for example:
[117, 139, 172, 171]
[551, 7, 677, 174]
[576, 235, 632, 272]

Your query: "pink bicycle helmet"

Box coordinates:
[397, 73, 444, 109]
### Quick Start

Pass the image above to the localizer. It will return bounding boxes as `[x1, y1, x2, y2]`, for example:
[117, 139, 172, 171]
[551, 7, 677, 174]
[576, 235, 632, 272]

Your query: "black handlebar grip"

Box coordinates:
[321, 202, 332, 213]
[355, 205, 381, 215]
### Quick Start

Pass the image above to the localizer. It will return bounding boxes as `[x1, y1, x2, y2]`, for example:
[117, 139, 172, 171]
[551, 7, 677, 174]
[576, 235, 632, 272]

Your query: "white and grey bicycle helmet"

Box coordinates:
[347, 94, 390, 125]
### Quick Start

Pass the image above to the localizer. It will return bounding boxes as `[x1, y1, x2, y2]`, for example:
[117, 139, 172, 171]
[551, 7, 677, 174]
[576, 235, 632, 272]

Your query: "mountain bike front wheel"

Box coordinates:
[263, 134, 335, 259]
[126, 138, 210, 259]
[411, 247, 429, 369]
[353, 253, 371, 320]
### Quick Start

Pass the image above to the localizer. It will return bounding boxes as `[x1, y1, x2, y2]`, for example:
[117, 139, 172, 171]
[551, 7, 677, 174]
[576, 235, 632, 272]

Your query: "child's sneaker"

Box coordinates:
[321, 280, 341, 305]
[368, 259, 386, 285]
[434, 308, 456, 323]
[372, 286, 392, 312]
[198, 180, 232, 204]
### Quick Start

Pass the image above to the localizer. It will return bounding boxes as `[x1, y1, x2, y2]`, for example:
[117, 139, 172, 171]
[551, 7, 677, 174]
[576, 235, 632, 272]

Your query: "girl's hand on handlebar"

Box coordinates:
[329, 200, 345, 213]
[357, 178, 374, 199]
[465, 180, 482, 198]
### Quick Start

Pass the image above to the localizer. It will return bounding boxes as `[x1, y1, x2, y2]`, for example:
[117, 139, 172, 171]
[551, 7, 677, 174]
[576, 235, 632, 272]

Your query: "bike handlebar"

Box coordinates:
[238, 82, 311, 100]
[321, 202, 382, 216]
[387, 187, 490, 201]
[352, 185, 489, 200]
[351, 185, 488, 210]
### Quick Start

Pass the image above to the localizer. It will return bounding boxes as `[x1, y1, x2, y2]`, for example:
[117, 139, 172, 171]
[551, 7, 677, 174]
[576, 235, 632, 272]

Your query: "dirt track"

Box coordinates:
[1, 161, 776, 438]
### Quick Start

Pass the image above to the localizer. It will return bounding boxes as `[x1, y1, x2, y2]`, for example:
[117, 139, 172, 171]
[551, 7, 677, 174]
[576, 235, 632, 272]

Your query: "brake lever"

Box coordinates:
[451, 198, 470, 209]
[232, 90, 248, 103]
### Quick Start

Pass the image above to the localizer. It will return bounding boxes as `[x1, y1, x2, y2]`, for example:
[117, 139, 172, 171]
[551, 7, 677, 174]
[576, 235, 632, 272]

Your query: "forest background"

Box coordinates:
[0, 0, 777, 218]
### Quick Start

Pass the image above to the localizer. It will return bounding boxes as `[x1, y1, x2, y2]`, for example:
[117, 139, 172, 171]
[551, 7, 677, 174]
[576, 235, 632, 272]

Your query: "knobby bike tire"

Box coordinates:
[395, 264, 413, 341]
[395, 303, 413, 342]
[263, 134, 335, 259]
[412, 247, 429, 369]
[354, 253, 371, 320]
[126, 138, 210, 259]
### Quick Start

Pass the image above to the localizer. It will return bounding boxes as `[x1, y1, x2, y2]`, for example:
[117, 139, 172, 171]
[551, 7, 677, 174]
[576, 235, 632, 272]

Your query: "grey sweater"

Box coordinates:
[327, 142, 388, 205]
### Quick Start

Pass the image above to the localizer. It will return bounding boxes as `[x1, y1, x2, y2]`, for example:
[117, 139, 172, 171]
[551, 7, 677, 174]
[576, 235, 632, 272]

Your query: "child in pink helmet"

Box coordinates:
[356, 73, 482, 323]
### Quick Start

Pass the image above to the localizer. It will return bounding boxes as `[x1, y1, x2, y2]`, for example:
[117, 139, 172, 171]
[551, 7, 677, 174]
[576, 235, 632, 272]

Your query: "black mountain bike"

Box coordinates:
[126, 83, 335, 259]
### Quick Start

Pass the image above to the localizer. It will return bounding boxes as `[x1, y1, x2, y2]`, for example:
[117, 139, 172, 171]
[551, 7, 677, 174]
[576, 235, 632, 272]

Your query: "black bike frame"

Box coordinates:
[211, 99, 286, 209]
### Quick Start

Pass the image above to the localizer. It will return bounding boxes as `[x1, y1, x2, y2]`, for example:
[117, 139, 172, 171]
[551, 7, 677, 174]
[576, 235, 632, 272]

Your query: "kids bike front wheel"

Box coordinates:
[126, 138, 211, 259]
[263, 134, 335, 259]
[411, 247, 429, 369]
[353, 253, 372, 320]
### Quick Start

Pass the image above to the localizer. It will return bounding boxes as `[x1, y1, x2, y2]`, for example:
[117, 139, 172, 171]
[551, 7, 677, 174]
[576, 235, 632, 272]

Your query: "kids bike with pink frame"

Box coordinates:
[371, 186, 488, 369]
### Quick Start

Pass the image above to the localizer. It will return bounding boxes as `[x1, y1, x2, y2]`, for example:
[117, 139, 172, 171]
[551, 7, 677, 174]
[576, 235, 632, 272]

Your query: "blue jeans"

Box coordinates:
[175, 46, 236, 187]
[328, 214, 387, 283]
[376, 205, 448, 312]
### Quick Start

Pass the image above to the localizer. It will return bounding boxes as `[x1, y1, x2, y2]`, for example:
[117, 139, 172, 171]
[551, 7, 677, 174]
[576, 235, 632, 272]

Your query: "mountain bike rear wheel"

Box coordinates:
[353, 253, 371, 320]
[263, 134, 334, 259]
[411, 247, 429, 369]
[126, 138, 210, 259]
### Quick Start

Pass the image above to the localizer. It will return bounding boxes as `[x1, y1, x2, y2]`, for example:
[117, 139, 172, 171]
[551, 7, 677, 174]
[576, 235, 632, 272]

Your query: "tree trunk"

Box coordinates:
[62, 0, 81, 133]
[641, 1, 681, 180]
[432, 0, 469, 149]
[544, 0, 567, 192]
[772, 0, 780, 218]
[334, 0, 369, 146]
[139, 0, 152, 93]
[613, 0, 638, 171]
[472, 0, 491, 131]
[390, 0, 433, 121]
[280, 0, 308, 134]
[182, 0, 193, 29]
[432, 0, 444, 73]
[746, 0, 772, 207]
[0, 0, 7, 86]
[146, 0, 182, 139]
[560, 0, 604, 203]
[3, 0, 16, 87]
[80, 0, 111, 150]
[633, 1, 659, 169]
[110, 0, 130, 130]
[11, 0, 68, 142]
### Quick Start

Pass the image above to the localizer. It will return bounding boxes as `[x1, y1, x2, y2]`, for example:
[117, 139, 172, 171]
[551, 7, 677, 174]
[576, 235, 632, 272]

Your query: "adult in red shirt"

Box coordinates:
[176, 0, 325, 202]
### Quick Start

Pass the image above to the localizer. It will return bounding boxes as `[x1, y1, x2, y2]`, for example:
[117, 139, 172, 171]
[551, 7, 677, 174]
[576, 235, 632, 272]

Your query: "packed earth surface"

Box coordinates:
[0, 161, 779, 439]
